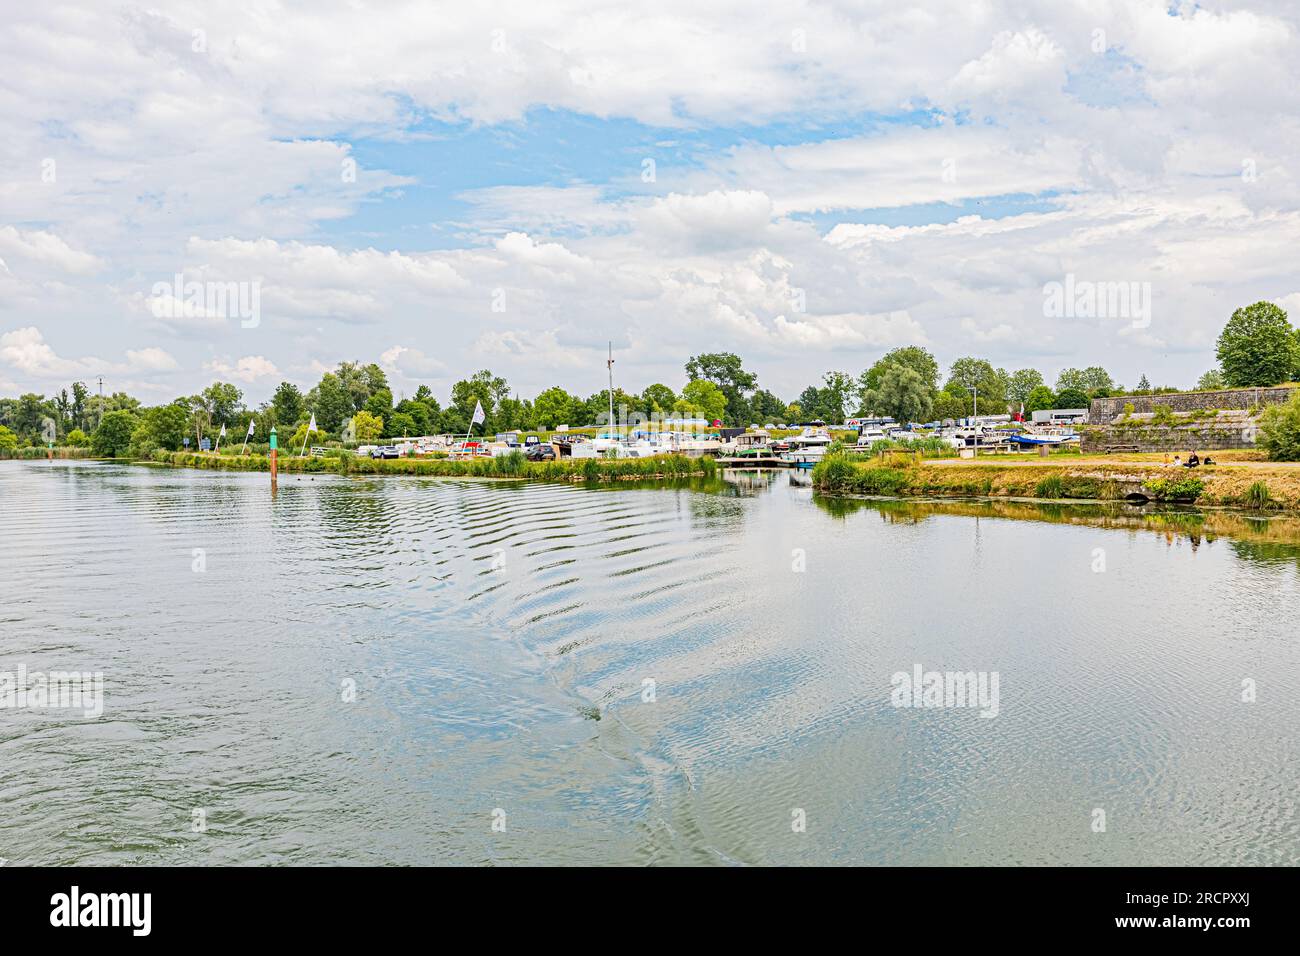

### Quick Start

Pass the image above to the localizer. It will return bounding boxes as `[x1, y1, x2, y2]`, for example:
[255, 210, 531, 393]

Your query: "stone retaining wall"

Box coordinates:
[1081, 423, 1258, 453]
[1090, 386, 1295, 423]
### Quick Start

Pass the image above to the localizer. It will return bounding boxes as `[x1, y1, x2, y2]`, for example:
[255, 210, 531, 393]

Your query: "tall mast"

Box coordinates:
[607, 341, 615, 440]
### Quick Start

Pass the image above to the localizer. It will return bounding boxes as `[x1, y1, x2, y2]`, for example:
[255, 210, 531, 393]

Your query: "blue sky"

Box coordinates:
[2, 1, 1298, 405]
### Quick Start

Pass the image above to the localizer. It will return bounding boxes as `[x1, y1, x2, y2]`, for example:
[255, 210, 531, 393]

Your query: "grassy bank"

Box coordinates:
[0, 446, 96, 460]
[149, 450, 715, 481]
[812, 454, 1300, 510]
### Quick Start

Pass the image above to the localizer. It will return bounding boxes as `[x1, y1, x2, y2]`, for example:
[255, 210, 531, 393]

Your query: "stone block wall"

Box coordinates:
[1090, 386, 1295, 424]
[1081, 423, 1259, 453]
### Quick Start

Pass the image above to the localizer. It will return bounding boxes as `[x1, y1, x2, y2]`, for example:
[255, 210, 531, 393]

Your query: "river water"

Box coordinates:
[1, 461, 1297, 865]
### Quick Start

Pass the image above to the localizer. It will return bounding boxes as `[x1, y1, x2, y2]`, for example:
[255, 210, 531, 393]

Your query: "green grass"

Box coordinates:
[149, 450, 714, 481]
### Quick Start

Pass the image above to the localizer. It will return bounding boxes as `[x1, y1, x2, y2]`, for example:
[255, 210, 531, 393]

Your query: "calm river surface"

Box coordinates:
[2, 460, 1297, 865]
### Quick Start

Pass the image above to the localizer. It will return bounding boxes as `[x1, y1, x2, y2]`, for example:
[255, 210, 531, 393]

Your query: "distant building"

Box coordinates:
[1032, 408, 1088, 425]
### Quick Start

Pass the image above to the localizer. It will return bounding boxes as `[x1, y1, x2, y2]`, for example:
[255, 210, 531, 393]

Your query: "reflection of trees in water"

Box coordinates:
[1227, 538, 1300, 568]
[810, 493, 1300, 566]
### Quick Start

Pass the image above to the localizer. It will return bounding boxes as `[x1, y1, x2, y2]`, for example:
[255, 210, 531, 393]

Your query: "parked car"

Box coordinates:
[370, 445, 400, 459]
[525, 443, 556, 461]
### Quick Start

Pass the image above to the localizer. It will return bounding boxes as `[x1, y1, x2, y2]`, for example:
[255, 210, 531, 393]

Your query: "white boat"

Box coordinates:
[782, 427, 833, 466]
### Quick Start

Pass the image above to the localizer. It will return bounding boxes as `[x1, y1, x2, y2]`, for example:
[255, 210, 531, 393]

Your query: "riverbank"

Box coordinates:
[146, 449, 716, 481]
[812, 453, 1300, 510]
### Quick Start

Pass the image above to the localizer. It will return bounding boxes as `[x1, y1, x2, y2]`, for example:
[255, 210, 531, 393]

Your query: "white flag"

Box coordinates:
[219, 423, 227, 437]
[246, 418, 256, 436]
[307, 413, 318, 432]
[471, 400, 485, 425]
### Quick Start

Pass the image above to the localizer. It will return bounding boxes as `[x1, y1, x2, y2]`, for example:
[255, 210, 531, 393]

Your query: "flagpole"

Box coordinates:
[240, 420, 253, 455]
[299, 429, 310, 457]
[214, 426, 223, 455]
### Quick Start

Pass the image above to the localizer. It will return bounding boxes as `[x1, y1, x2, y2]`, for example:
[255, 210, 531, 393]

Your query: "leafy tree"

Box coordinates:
[271, 381, 305, 426]
[394, 399, 431, 435]
[945, 358, 1006, 405]
[783, 402, 802, 423]
[70, 381, 90, 431]
[1195, 369, 1226, 391]
[676, 379, 728, 423]
[533, 387, 579, 429]
[1136, 374, 1151, 392]
[202, 382, 243, 426]
[931, 392, 968, 421]
[860, 347, 940, 394]
[685, 352, 757, 424]
[640, 383, 677, 416]
[309, 373, 354, 433]
[387, 412, 416, 438]
[1053, 387, 1090, 410]
[1024, 385, 1057, 417]
[93, 410, 137, 457]
[795, 385, 825, 420]
[818, 371, 856, 423]
[66, 428, 88, 447]
[875, 364, 932, 423]
[1216, 301, 1296, 387]
[1006, 369, 1045, 406]
[750, 389, 787, 423]
[0, 424, 17, 451]
[1258, 390, 1300, 461]
[351, 411, 384, 442]
[129, 402, 189, 456]
[364, 387, 393, 420]
[1056, 366, 1114, 395]
[451, 370, 509, 430]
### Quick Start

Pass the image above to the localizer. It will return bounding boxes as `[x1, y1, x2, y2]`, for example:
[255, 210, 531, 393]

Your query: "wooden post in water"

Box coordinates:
[269, 425, 278, 494]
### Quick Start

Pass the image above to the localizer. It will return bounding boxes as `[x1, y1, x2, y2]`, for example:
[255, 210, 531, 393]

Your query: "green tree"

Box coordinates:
[1195, 369, 1226, 391]
[351, 410, 384, 442]
[451, 370, 509, 430]
[750, 389, 787, 423]
[860, 347, 940, 394]
[945, 358, 1006, 405]
[875, 364, 932, 423]
[685, 352, 757, 424]
[93, 410, 137, 457]
[676, 379, 727, 422]
[1053, 387, 1090, 410]
[640, 383, 677, 416]
[1056, 366, 1113, 395]
[271, 381, 305, 426]
[310, 373, 354, 433]
[70, 381, 90, 431]
[387, 412, 416, 438]
[66, 428, 89, 447]
[0, 424, 17, 451]
[818, 371, 855, 423]
[1258, 390, 1300, 461]
[1006, 369, 1045, 407]
[202, 382, 243, 426]
[1024, 385, 1056, 417]
[931, 392, 968, 421]
[533, 387, 577, 429]
[1136, 374, 1151, 392]
[129, 402, 189, 456]
[364, 387, 393, 420]
[1216, 301, 1296, 387]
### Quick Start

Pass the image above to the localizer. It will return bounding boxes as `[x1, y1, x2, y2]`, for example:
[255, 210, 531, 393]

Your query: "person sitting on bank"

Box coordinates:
[1186, 450, 1200, 468]
[1171, 455, 1182, 467]
[1203, 454, 1215, 465]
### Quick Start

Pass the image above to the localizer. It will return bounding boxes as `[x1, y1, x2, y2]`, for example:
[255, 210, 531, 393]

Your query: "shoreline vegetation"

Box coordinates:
[145, 449, 716, 481]
[810, 451, 1300, 511]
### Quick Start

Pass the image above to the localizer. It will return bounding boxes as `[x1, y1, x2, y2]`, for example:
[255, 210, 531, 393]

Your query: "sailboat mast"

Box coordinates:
[607, 341, 615, 440]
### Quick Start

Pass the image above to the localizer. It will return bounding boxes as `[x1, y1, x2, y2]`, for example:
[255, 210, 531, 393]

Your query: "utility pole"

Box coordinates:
[606, 341, 616, 441]
[96, 376, 104, 429]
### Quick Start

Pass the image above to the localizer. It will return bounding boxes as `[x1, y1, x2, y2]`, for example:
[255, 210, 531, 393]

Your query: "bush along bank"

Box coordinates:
[1, 446, 97, 460]
[811, 456, 1300, 511]
[149, 450, 715, 482]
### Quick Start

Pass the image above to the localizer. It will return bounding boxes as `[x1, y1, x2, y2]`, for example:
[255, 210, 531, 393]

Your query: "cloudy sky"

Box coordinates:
[3, 0, 1299, 406]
